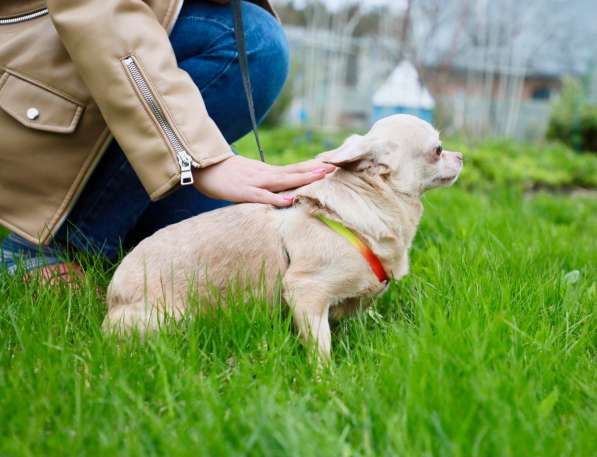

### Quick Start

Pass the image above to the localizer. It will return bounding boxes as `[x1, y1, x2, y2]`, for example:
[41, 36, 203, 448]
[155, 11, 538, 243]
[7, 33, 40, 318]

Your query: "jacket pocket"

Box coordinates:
[0, 70, 84, 134]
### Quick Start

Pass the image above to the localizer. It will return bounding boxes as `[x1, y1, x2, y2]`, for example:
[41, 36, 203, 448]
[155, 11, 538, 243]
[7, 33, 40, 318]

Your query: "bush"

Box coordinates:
[577, 105, 597, 150]
[453, 138, 597, 191]
[546, 77, 597, 152]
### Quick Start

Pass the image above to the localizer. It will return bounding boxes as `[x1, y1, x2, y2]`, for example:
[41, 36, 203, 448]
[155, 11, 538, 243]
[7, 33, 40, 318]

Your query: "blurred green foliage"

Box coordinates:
[546, 77, 597, 152]
[236, 128, 597, 191]
[454, 138, 597, 191]
[235, 127, 345, 162]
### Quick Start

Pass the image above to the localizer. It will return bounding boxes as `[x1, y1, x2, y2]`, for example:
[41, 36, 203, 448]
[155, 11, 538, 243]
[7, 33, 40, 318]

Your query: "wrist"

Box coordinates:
[192, 153, 234, 175]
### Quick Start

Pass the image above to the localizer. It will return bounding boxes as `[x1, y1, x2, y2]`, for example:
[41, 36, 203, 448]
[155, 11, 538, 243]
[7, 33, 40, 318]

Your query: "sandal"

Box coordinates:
[24, 262, 85, 287]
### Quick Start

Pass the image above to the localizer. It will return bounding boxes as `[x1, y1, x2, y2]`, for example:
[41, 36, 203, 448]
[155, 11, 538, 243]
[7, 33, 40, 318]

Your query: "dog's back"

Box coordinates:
[105, 203, 288, 331]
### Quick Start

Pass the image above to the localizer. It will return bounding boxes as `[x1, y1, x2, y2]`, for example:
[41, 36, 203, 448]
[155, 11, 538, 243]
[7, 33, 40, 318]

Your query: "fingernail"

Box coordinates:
[283, 195, 294, 202]
[312, 168, 326, 174]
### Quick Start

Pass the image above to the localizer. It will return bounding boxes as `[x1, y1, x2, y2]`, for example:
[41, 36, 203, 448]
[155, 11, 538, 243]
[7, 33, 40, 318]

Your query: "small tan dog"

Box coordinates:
[104, 115, 463, 358]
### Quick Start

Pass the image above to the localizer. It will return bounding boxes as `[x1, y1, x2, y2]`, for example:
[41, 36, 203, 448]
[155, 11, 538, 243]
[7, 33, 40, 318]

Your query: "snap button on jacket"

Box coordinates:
[0, 0, 274, 244]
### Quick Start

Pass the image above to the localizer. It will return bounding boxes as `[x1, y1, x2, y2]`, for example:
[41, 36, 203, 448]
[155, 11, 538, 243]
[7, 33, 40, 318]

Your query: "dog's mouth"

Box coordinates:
[433, 175, 458, 185]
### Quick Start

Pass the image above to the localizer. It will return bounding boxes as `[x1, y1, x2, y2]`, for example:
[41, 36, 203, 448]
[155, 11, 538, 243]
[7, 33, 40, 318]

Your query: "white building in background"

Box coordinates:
[283, 25, 397, 131]
[281, 1, 597, 140]
[372, 61, 435, 123]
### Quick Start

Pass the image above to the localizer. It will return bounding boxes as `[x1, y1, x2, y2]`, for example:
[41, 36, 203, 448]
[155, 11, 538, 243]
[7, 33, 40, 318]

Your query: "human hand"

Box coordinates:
[192, 155, 335, 206]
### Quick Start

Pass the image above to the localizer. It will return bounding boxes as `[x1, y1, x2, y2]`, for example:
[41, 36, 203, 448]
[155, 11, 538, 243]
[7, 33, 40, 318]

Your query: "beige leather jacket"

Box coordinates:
[0, 0, 274, 244]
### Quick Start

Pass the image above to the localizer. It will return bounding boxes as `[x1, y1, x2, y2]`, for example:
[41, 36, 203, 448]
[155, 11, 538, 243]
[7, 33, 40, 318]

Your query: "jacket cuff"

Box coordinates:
[148, 145, 234, 201]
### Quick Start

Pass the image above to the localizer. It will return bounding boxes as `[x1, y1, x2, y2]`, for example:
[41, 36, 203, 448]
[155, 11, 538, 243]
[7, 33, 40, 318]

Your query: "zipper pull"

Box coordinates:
[177, 151, 194, 186]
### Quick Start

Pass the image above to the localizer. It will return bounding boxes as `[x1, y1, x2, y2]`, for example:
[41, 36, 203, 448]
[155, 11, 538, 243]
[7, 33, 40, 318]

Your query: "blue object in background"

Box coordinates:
[371, 106, 433, 124]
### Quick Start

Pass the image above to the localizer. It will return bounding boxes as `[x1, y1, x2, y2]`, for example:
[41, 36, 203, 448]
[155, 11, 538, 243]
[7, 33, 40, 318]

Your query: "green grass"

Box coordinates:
[1, 132, 596, 456]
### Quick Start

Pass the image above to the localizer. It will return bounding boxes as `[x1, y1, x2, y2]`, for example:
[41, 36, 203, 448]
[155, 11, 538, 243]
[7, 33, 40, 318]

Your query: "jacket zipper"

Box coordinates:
[0, 8, 48, 25]
[122, 56, 196, 186]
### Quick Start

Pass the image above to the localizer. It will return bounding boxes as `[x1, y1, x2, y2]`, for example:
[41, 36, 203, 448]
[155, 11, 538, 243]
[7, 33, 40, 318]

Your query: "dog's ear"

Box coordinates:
[318, 135, 396, 175]
[317, 135, 368, 166]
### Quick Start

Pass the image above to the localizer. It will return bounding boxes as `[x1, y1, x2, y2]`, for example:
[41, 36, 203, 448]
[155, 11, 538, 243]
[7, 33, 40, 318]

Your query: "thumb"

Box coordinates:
[250, 188, 295, 207]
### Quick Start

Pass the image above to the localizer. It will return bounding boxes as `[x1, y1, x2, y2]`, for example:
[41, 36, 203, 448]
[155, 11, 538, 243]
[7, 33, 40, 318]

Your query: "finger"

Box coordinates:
[281, 159, 336, 174]
[257, 170, 327, 192]
[248, 187, 295, 207]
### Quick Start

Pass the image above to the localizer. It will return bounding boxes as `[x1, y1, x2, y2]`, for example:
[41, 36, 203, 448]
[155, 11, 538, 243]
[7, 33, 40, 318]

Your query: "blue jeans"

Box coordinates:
[1, 0, 288, 272]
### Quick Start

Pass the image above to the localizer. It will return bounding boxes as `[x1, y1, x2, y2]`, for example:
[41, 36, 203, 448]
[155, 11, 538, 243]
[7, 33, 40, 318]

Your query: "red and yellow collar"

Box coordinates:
[316, 214, 389, 284]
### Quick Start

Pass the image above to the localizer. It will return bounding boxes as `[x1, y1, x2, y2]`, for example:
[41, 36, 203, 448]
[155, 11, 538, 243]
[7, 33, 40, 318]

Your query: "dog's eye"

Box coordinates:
[435, 146, 443, 156]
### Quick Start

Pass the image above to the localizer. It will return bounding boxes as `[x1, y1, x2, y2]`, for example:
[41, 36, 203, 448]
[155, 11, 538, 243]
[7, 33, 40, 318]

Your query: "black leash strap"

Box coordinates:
[230, 0, 266, 163]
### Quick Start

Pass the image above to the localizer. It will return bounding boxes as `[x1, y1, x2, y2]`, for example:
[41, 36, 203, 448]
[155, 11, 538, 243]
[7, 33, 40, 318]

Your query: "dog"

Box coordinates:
[104, 114, 463, 358]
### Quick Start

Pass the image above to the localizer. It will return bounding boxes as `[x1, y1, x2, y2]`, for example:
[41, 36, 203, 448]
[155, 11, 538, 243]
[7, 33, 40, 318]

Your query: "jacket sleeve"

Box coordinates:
[46, 0, 233, 200]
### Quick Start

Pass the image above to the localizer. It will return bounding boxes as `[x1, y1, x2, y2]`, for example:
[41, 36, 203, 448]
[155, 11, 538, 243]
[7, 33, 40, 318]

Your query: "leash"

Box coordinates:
[230, 0, 266, 163]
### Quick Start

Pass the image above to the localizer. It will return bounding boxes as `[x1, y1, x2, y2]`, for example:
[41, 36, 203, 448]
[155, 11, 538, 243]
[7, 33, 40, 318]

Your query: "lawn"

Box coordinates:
[1, 131, 596, 457]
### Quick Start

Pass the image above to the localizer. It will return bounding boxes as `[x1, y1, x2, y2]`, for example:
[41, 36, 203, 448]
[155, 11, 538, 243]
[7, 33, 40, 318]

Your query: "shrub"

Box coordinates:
[546, 77, 597, 152]
[453, 138, 597, 191]
[577, 104, 597, 150]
